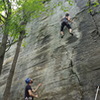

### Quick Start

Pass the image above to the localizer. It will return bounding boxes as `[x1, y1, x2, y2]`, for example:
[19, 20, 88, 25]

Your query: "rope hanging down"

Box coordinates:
[95, 86, 99, 100]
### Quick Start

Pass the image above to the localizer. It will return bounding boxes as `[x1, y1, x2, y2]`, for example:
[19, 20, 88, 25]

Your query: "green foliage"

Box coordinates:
[86, 1, 99, 7]
[0, 0, 47, 41]
[57, 1, 63, 6]
[88, 8, 93, 13]
[86, 1, 100, 14]
[0, 0, 6, 25]
[93, 1, 99, 7]
[47, 0, 74, 14]
[21, 0, 46, 20]
[22, 39, 27, 47]
[61, 6, 69, 12]
[0, 0, 5, 11]
[67, 0, 74, 6]
[42, 0, 51, 3]
[60, 0, 74, 12]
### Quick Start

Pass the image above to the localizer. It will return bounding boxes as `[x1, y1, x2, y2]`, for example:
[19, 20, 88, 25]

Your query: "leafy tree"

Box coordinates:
[0, 0, 12, 75]
[2, 0, 46, 100]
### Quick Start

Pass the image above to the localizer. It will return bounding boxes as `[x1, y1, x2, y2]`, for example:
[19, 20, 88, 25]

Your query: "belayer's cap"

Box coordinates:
[25, 78, 33, 84]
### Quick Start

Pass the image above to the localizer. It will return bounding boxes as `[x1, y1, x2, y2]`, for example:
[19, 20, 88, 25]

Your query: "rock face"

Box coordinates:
[0, 0, 100, 100]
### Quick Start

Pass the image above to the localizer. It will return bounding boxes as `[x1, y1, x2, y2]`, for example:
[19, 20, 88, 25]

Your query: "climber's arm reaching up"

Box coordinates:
[67, 16, 73, 23]
[32, 83, 42, 92]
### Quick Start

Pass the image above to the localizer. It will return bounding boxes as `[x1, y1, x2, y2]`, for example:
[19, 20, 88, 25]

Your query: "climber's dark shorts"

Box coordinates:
[60, 22, 71, 32]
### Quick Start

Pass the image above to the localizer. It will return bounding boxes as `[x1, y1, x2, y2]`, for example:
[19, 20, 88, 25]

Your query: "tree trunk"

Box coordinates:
[0, 34, 8, 74]
[0, 0, 11, 75]
[2, 33, 24, 100]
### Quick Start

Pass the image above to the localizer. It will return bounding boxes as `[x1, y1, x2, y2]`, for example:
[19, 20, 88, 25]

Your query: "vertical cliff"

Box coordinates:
[0, 0, 100, 100]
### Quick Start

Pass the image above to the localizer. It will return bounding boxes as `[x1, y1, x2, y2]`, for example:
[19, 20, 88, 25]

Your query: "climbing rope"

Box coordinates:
[95, 86, 99, 100]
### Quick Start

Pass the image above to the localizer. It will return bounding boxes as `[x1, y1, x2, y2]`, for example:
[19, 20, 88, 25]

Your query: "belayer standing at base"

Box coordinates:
[24, 78, 42, 100]
[60, 13, 73, 38]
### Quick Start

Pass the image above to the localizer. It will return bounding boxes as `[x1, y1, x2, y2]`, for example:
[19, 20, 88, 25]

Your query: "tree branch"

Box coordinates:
[5, 39, 18, 52]
[0, 18, 5, 23]
[0, 13, 6, 23]
[6, 0, 11, 16]
[0, 13, 6, 19]
[2, 0, 7, 11]
[5, 35, 26, 52]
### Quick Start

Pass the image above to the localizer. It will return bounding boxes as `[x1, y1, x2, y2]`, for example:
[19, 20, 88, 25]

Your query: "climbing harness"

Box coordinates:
[95, 86, 99, 100]
[25, 97, 32, 100]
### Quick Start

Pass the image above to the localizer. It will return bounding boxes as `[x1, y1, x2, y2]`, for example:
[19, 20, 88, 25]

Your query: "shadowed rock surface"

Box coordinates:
[0, 0, 100, 100]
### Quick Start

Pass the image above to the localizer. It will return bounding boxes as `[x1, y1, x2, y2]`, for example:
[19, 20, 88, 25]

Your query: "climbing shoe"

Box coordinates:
[61, 34, 64, 38]
[70, 33, 73, 36]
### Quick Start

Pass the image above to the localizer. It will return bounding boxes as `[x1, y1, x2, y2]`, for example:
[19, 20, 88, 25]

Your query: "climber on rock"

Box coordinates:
[25, 78, 42, 100]
[60, 13, 73, 38]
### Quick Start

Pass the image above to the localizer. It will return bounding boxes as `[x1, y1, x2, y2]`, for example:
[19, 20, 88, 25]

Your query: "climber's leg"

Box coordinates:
[60, 22, 66, 38]
[66, 24, 73, 36]
[60, 31, 64, 35]
[69, 28, 73, 36]
[69, 28, 72, 33]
